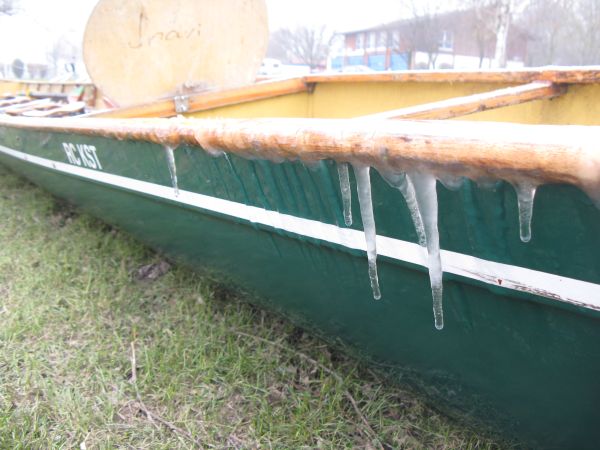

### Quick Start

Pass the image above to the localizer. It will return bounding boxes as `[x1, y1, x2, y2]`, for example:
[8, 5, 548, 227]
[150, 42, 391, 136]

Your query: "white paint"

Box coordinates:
[62, 142, 102, 170]
[1, 144, 600, 313]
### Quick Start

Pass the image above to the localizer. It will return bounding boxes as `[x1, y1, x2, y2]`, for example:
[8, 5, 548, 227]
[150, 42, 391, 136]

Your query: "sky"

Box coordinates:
[0, 0, 407, 64]
[5, 0, 406, 32]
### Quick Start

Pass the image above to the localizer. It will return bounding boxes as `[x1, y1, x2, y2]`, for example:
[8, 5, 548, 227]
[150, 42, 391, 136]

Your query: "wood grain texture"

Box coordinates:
[361, 81, 566, 120]
[21, 102, 86, 118]
[88, 67, 597, 119]
[2, 99, 53, 115]
[306, 67, 600, 84]
[0, 96, 29, 108]
[89, 78, 310, 118]
[83, 0, 268, 106]
[2, 115, 599, 199]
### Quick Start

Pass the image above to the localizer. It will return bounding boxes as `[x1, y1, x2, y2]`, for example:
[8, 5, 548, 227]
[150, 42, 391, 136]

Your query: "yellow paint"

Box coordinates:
[538, 84, 600, 125]
[4, 77, 600, 125]
[308, 82, 505, 118]
[0, 80, 23, 94]
[185, 81, 600, 125]
[188, 92, 309, 119]
[450, 84, 600, 125]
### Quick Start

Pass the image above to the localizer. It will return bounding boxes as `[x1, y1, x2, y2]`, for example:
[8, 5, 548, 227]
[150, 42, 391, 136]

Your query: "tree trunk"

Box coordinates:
[493, 0, 511, 68]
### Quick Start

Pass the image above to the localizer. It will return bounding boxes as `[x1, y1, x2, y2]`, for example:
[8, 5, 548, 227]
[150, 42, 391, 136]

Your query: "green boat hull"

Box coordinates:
[1, 127, 599, 449]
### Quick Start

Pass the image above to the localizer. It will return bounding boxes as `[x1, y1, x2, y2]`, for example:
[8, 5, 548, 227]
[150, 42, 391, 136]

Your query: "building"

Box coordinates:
[329, 7, 528, 71]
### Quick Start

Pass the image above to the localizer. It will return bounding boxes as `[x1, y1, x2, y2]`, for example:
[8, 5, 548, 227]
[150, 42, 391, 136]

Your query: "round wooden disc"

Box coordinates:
[83, 0, 268, 107]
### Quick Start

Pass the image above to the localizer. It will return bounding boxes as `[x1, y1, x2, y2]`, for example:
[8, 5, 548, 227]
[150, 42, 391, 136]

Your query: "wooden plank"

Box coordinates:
[0, 96, 30, 108]
[360, 81, 566, 120]
[305, 67, 600, 84]
[83, 0, 269, 107]
[21, 102, 86, 118]
[2, 115, 600, 195]
[2, 99, 53, 115]
[89, 78, 310, 118]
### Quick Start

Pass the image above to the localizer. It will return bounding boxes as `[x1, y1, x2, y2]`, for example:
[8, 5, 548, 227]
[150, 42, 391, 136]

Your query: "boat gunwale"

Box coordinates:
[5, 67, 600, 119]
[304, 66, 600, 84]
[5, 67, 600, 87]
[1, 114, 599, 203]
[88, 67, 600, 118]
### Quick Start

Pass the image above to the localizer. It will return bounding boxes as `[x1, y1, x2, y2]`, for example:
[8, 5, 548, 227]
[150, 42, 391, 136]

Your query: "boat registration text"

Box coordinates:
[62, 142, 103, 170]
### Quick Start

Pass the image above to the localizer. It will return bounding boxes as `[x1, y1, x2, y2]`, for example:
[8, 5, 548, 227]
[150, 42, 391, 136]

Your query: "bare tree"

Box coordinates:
[11, 58, 24, 78]
[570, 0, 600, 65]
[466, 0, 530, 68]
[516, 0, 600, 66]
[468, 2, 498, 68]
[400, 0, 452, 69]
[492, 0, 512, 67]
[519, 0, 576, 66]
[267, 26, 331, 70]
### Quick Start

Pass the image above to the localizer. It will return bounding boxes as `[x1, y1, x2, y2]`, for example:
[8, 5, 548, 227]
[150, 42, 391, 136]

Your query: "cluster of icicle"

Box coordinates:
[337, 162, 536, 331]
[163, 144, 536, 331]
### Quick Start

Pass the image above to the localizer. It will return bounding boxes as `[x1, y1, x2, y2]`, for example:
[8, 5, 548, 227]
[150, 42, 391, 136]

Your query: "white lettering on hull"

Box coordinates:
[62, 143, 102, 170]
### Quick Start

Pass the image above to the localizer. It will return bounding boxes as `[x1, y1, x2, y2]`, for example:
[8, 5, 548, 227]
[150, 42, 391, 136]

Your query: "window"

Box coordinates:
[391, 30, 401, 49]
[377, 31, 387, 48]
[439, 30, 453, 51]
[355, 33, 364, 50]
[368, 32, 377, 50]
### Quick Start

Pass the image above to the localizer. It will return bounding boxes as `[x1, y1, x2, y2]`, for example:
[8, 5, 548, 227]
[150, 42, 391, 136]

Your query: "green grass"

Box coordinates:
[0, 166, 506, 449]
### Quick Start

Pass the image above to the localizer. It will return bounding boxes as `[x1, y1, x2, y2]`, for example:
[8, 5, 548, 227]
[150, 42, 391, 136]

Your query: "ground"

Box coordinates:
[0, 166, 505, 449]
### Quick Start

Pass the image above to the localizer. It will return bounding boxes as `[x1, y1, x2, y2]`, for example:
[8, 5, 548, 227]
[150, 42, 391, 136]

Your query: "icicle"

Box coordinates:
[164, 145, 179, 197]
[353, 165, 381, 300]
[515, 182, 537, 243]
[409, 173, 444, 330]
[337, 162, 353, 226]
[438, 174, 464, 191]
[381, 171, 426, 247]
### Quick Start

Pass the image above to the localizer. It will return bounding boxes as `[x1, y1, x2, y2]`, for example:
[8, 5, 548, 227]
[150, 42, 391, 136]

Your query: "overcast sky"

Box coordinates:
[10, 0, 405, 32]
[0, 0, 413, 66]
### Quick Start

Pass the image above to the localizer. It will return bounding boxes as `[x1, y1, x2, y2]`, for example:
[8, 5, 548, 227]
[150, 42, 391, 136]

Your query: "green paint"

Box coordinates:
[1, 127, 599, 449]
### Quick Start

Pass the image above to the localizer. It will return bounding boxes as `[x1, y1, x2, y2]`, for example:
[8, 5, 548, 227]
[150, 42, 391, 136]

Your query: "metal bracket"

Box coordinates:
[174, 95, 189, 114]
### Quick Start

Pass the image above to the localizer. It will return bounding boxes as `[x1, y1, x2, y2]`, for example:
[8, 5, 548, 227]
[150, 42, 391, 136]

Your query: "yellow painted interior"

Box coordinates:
[187, 81, 600, 126]
[307, 82, 503, 118]
[188, 92, 310, 119]
[4, 78, 600, 125]
[0, 80, 22, 95]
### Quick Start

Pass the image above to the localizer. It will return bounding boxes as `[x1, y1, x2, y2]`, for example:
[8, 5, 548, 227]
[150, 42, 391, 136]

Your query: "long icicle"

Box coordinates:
[381, 171, 426, 247]
[353, 165, 381, 300]
[515, 182, 537, 243]
[164, 145, 179, 196]
[409, 173, 444, 330]
[337, 162, 353, 226]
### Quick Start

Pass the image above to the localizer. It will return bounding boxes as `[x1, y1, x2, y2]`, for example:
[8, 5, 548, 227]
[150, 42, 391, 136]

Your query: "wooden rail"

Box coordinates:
[361, 81, 566, 120]
[306, 67, 600, 84]
[89, 68, 597, 118]
[90, 78, 310, 119]
[2, 115, 599, 197]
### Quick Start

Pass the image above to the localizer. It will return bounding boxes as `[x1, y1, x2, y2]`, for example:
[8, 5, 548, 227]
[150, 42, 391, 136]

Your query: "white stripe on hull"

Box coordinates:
[1, 144, 599, 312]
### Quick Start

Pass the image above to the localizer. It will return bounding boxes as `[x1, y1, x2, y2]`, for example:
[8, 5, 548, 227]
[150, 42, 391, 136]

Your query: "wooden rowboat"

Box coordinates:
[1, 67, 600, 448]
